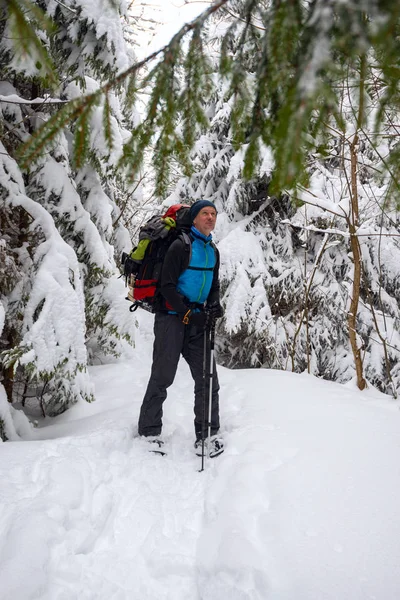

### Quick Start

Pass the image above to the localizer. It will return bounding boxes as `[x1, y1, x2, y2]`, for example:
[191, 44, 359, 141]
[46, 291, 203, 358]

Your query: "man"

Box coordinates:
[138, 200, 224, 457]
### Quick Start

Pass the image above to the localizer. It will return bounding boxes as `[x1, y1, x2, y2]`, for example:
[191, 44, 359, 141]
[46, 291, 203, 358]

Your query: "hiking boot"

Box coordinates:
[194, 435, 224, 458]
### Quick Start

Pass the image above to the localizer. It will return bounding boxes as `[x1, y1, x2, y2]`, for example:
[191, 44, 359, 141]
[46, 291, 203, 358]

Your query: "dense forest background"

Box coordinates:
[1, 0, 400, 439]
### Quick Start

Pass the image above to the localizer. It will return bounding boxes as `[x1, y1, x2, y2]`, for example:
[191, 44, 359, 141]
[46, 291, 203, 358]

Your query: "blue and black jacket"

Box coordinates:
[159, 225, 220, 315]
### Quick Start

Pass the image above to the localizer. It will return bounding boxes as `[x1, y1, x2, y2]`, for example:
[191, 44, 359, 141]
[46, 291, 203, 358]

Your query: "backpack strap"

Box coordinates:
[180, 231, 192, 271]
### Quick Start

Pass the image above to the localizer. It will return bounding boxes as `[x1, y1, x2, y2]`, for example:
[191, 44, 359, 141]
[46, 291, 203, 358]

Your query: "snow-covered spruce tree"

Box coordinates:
[0, 0, 139, 419]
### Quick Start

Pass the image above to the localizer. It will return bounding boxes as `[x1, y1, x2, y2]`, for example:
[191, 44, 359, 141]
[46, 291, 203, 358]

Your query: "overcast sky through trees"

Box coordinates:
[134, 0, 211, 57]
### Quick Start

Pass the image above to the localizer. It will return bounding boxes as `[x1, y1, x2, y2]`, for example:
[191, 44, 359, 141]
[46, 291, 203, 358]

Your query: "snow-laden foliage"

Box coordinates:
[1, 141, 93, 409]
[0, 1, 140, 416]
[168, 13, 400, 396]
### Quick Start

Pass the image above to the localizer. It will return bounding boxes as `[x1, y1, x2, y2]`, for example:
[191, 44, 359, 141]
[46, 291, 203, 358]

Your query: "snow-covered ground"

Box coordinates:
[1, 311, 400, 600]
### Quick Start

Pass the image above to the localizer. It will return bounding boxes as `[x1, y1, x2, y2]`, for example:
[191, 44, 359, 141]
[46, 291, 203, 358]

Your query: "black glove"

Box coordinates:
[206, 302, 224, 320]
[181, 310, 207, 328]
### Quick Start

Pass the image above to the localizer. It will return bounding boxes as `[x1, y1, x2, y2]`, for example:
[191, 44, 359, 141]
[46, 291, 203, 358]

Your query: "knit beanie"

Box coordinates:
[189, 200, 217, 222]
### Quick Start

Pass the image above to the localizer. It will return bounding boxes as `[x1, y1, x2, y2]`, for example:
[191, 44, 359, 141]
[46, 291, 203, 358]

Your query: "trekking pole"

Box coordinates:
[207, 320, 216, 459]
[200, 324, 209, 472]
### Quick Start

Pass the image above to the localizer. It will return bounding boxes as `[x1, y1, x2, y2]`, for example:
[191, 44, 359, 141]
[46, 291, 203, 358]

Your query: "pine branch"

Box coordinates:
[15, 0, 230, 172]
[17, 95, 99, 167]
[73, 95, 100, 169]
[11, 0, 400, 198]
[103, 93, 113, 154]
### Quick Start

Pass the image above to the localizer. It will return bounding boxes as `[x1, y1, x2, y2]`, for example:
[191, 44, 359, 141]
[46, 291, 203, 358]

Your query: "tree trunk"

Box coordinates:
[348, 134, 366, 391]
[3, 365, 14, 403]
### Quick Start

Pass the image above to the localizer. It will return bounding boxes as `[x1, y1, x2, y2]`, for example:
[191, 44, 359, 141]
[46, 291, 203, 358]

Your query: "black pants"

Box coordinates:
[138, 313, 220, 440]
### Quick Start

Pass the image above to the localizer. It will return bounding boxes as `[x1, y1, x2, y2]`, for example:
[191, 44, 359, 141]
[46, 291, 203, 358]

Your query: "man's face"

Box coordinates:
[193, 207, 217, 236]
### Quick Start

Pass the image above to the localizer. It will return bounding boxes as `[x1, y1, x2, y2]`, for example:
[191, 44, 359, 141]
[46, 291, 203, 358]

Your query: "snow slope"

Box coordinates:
[1, 311, 399, 600]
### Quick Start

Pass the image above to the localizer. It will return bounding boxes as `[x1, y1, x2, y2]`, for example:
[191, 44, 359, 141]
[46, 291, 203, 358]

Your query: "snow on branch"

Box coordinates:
[0, 140, 92, 405]
[10, 193, 89, 376]
[0, 94, 65, 105]
[282, 221, 400, 239]
[295, 186, 348, 218]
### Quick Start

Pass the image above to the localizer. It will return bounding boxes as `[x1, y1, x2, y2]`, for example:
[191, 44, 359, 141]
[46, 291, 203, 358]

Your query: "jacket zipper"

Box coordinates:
[196, 241, 208, 302]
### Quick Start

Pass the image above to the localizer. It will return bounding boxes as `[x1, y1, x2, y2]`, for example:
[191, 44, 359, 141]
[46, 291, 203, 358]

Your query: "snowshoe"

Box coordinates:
[143, 436, 167, 456]
[194, 435, 224, 458]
